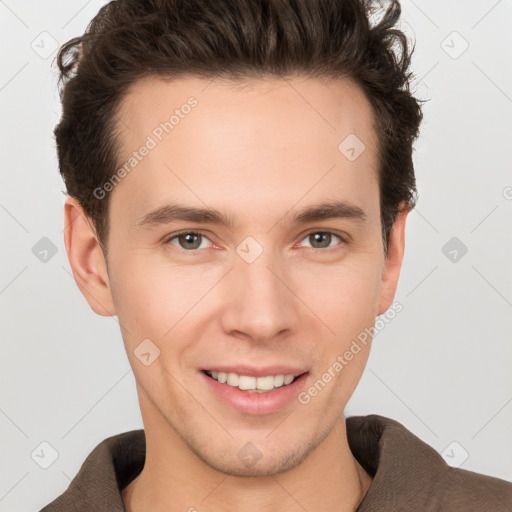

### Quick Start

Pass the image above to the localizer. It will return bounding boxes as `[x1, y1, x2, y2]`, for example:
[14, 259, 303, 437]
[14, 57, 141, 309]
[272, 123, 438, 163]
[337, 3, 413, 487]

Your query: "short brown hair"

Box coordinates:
[54, 0, 423, 256]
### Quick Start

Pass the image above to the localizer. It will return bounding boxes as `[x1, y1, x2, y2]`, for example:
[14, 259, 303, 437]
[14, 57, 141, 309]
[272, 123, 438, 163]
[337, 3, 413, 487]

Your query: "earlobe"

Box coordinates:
[63, 197, 116, 317]
[377, 204, 409, 316]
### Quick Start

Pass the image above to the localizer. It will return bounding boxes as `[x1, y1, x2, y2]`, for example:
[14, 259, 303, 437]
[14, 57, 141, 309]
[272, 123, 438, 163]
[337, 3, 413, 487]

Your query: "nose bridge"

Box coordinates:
[220, 243, 299, 341]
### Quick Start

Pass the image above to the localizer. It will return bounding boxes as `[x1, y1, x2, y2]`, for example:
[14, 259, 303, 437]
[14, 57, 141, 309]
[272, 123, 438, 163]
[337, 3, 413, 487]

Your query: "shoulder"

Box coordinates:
[428, 465, 512, 510]
[346, 414, 512, 511]
[39, 429, 145, 512]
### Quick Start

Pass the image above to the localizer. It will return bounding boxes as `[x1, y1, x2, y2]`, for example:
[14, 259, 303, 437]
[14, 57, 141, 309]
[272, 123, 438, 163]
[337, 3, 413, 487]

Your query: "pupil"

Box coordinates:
[312, 232, 330, 248]
[181, 233, 200, 249]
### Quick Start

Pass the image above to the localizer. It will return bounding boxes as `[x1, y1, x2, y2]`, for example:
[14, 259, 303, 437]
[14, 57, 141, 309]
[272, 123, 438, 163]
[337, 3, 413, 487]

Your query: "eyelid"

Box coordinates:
[164, 228, 349, 252]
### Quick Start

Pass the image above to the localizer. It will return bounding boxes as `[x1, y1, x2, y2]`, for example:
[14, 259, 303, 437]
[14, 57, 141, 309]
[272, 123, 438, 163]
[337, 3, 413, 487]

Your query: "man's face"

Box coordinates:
[98, 75, 402, 476]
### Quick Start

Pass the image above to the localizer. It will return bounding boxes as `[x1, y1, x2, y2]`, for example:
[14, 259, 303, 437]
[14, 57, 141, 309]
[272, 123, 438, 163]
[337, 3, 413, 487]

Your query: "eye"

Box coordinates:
[164, 230, 346, 252]
[165, 231, 213, 251]
[298, 231, 345, 250]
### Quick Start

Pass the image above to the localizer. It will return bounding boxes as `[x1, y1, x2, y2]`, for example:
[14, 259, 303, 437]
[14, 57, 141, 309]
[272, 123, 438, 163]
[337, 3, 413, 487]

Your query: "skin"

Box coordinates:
[64, 75, 409, 512]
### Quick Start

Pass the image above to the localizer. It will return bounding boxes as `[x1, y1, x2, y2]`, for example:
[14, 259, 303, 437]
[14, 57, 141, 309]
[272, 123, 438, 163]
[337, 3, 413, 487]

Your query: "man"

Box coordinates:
[41, 0, 512, 510]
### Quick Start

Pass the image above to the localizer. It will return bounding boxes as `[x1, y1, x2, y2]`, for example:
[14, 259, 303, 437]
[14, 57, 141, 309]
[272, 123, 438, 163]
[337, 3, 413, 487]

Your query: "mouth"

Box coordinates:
[200, 368, 310, 415]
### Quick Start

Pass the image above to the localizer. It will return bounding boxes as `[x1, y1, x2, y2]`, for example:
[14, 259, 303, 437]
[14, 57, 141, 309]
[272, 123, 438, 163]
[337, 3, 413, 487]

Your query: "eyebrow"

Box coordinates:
[136, 200, 367, 229]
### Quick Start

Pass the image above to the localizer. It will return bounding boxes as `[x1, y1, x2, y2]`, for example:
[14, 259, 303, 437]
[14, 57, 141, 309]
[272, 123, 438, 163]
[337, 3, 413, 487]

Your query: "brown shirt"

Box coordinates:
[40, 414, 512, 511]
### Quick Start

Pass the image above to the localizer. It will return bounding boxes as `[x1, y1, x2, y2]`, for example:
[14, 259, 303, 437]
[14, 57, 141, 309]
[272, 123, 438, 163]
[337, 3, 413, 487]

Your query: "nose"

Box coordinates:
[218, 249, 300, 344]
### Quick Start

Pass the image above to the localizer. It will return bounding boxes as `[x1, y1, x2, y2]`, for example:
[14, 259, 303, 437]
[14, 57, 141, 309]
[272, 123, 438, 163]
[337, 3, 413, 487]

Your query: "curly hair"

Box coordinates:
[54, 0, 423, 256]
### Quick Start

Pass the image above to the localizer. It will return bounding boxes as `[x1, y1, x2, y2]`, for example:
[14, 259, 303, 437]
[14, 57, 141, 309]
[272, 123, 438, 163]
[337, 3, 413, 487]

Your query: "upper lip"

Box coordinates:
[202, 365, 308, 378]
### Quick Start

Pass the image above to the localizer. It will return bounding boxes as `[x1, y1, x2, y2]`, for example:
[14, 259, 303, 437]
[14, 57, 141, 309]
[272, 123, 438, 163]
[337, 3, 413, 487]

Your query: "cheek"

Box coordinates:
[301, 263, 379, 411]
[108, 252, 222, 346]
[108, 255, 178, 341]
[296, 256, 384, 340]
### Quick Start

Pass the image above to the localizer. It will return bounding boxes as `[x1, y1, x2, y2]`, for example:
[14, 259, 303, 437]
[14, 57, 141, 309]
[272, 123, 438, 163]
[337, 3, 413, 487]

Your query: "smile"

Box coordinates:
[203, 370, 301, 393]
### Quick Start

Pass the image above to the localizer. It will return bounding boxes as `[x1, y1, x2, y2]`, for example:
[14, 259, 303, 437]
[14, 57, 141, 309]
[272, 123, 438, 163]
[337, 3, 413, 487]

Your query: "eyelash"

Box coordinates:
[164, 230, 348, 252]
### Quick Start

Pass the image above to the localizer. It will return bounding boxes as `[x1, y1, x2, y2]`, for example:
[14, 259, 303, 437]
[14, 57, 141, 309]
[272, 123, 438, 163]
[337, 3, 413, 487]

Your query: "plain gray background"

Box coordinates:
[1, 1, 511, 510]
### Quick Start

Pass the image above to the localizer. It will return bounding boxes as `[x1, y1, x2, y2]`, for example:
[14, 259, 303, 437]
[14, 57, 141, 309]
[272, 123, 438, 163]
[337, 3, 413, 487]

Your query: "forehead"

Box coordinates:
[117, 74, 376, 146]
[111, 75, 379, 226]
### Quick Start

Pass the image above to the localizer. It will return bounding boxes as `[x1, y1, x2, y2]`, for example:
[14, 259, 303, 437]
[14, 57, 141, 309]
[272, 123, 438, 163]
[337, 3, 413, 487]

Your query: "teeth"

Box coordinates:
[256, 375, 275, 390]
[284, 374, 294, 385]
[238, 375, 256, 390]
[207, 371, 299, 391]
[226, 372, 237, 386]
[273, 374, 285, 387]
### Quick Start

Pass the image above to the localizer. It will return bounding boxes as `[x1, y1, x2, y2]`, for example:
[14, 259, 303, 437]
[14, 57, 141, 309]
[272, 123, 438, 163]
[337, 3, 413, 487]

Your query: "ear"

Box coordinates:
[377, 204, 409, 315]
[63, 196, 116, 317]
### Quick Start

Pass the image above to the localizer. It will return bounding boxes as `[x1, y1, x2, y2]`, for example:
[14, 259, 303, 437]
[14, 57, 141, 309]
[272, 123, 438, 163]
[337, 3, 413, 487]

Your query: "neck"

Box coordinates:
[122, 409, 372, 512]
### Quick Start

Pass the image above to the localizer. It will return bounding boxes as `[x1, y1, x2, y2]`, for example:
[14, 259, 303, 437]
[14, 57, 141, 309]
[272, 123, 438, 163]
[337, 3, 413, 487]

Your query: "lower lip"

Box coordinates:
[201, 371, 309, 415]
